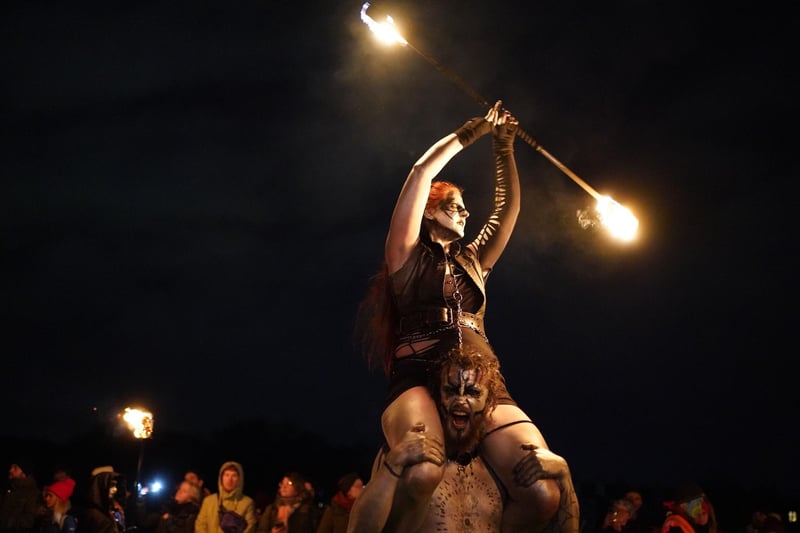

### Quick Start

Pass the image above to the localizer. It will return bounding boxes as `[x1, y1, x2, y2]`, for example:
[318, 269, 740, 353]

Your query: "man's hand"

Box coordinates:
[512, 444, 568, 488]
[384, 423, 445, 476]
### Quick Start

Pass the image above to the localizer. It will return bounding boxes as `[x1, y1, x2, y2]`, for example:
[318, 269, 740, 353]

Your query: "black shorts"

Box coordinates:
[384, 329, 517, 409]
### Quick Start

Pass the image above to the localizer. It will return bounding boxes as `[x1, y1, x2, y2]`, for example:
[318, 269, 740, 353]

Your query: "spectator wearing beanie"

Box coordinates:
[42, 478, 77, 533]
[316, 472, 364, 533]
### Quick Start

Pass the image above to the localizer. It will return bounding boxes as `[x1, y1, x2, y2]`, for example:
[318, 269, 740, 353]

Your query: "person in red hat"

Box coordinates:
[42, 478, 77, 533]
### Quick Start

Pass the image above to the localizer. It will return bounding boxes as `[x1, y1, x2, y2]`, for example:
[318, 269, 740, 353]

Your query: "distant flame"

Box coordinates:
[122, 407, 154, 439]
[361, 2, 408, 46]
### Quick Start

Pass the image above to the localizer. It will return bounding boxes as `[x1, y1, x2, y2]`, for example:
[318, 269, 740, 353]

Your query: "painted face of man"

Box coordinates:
[427, 191, 469, 240]
[438, 364, 488, 457]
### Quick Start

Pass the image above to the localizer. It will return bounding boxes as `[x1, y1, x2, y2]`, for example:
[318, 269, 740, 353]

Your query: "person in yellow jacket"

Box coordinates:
[195, 461, 257, 533]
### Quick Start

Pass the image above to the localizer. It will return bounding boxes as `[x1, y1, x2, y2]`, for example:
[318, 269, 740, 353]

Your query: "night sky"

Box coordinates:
[4, 1, 796, 496]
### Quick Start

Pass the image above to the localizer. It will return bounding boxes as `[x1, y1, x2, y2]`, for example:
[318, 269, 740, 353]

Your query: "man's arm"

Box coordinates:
[347, 424, 444, 533]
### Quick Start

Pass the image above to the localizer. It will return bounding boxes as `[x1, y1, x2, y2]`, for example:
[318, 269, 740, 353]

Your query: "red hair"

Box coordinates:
[355, 180, 462, 375]
[426, 181, 463, 211]
[354, 263, 396, 375]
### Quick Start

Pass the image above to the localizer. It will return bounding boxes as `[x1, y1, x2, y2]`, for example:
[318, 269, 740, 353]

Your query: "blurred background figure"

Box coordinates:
[0, 459, 41, 533]
[622, 489, 659, 533]
[182, 471, 209, 501]
[600, 498, 634, 532]
[41, 478, 77, 533]
[316, 472, 363, 533]
[661, 482, 717, 533]
[744, 510, 767, 533]
[152, 481, 201, 533]
[49, 468, 72, 485]
[80, 466, 127, 533]
[257, 473, 315, 533]
[302, 480, 323, 528]
[761, 512, 787, 533]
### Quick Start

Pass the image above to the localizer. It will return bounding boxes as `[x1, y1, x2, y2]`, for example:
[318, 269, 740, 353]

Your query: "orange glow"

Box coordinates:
[122, 407, 154, 439]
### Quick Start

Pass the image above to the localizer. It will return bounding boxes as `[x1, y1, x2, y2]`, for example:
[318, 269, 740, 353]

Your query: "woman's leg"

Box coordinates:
[481, 404, 579, 533]
[379, 385, 446, 532]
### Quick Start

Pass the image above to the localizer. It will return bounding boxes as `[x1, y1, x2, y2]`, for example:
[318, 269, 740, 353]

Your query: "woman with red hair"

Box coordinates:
[352, 101, 577, 532]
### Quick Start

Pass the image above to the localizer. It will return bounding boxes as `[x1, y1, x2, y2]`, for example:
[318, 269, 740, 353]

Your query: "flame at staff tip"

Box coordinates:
[122, 407, 154, 439]
[358, 2, 640, 244]
[360, 2, 407, 46]
[593, 195, 639, 242]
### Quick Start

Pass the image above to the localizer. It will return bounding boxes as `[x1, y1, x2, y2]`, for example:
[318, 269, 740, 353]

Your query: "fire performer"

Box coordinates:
[354, 101, 579, 532]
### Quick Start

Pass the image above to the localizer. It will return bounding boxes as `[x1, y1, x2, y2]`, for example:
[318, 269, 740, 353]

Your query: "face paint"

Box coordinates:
[439, 364, 488, 457]
[428, 192, 469, 240]
[441, 202, 469, 219]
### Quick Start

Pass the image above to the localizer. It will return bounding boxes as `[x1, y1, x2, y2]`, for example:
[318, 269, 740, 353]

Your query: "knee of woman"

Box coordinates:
[404, 460, 445, 495]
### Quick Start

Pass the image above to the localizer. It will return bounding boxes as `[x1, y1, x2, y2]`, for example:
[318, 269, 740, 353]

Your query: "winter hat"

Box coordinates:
[337, 472, 361, 494]
[91, 465, 115, 477]
[46, 478, 76, 501]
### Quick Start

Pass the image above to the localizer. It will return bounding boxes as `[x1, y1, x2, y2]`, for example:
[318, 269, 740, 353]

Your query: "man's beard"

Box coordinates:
[442, 410, 486, 461]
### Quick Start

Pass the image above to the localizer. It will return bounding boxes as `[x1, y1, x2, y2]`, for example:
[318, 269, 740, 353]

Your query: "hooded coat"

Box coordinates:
[194, 462, 256, 533]
[79, 471, 125, 533]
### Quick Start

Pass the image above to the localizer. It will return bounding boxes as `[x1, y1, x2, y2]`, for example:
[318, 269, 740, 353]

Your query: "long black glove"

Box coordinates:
[454, 117, 492, 148]
[492, 119, 518, 155]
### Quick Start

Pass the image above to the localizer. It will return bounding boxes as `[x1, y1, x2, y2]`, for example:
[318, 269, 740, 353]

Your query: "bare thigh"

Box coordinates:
[482, 404, 550, 496]
[381, 385, 444, 446]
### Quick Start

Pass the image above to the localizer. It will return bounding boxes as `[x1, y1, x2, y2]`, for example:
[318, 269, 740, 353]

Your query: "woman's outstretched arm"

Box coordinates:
[385, 102, 503, 274]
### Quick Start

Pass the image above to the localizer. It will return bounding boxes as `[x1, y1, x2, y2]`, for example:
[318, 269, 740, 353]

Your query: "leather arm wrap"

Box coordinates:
[454, 117, 492, 148]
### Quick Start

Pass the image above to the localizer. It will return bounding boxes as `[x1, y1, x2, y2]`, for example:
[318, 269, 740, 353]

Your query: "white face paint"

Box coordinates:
[439, 364, 488, 455]
[428, 191, 469, 239]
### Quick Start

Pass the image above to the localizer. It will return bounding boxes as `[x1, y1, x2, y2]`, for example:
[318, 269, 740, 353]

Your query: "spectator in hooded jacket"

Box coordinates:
[80, 466, 126, 533]
[195, 461, 256, 533]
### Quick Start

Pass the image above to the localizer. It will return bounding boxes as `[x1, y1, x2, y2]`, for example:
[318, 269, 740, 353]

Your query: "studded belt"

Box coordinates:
[399, 307, 484, 336]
